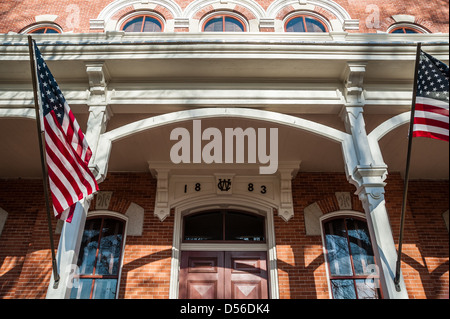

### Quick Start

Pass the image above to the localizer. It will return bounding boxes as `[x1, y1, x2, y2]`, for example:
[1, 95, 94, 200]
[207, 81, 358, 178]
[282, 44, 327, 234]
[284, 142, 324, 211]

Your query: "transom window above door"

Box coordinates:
[203, 15, 246, 32]
[183, 210, 265, 242]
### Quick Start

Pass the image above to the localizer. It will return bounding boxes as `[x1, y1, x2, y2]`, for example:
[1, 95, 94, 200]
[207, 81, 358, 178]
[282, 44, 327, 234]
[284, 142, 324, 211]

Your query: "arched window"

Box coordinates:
[70, 215, 126, 299]
[322, 215, 381, 299]
[285, 15, 328, 32]
[30, 27, 60, 34]
[203, 15, 246, 32]
[121, 15, 163, 32]
[390, 27, 420, 34]
[388, 23, 427, 34]
[183, 210, 265, 242]
[23, 23, 62, 34]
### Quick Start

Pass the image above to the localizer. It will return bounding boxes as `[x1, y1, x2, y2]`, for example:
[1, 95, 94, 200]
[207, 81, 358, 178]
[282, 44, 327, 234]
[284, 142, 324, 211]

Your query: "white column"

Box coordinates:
[340, 61, 408, 298]
[340, 106, 408, 298]
[46, 197, 92, 299]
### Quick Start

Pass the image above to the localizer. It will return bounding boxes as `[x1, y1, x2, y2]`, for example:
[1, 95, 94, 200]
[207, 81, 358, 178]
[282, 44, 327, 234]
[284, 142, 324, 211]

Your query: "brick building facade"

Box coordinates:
[0, 0, 448, 300]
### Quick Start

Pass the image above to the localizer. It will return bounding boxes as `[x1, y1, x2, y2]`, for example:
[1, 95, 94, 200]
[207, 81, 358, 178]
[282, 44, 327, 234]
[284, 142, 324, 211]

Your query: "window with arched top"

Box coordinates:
[388, 23, 428, 34]
[285, 15, 328, 32]
[202, 15, 246, 32]
[22, 23, 62, 34]
[121, 14, 163, 32]
[183, 210, 265, 242]
[29, 27, 60, 34]
[390, 27, 419, 34]
[70, 214, 127, 299]
[321, 214, 381, 299]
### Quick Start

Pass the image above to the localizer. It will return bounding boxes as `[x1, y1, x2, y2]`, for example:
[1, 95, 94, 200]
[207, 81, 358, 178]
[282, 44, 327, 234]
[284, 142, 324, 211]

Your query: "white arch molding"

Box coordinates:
[94, 107, 356, 183]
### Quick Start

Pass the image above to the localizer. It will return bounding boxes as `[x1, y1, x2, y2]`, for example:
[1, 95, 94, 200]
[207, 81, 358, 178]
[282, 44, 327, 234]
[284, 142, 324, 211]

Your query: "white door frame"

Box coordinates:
[168, 195, 279, 299]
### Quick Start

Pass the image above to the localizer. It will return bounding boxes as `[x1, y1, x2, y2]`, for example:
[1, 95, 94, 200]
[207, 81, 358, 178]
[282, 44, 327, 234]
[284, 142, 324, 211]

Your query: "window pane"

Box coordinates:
[143, 16, 162, 32]
[70, 278, 93, 299]
[346, 219, 376, 275]
[95, 219, 124, 275]
[225, 212, 265, 241]
[286, 17, 305, 32]
[355, 279, 380, 299]
[391, 28, 405, 33]
[45, 28, 59, 33]
[331, 279, 356, 299]
[184, 211, 223, 241]
[324, 219, 353, 276]
[77, 218, 102, 275]
[92, 279, 118, 299]
[405, 28, 418, 33]
[204, 17, 223, 32]
[304, 17, 326, 32]
[224, 17, 244, 32]
[30, 28, 46, 34]
[123, 17, 144, 32]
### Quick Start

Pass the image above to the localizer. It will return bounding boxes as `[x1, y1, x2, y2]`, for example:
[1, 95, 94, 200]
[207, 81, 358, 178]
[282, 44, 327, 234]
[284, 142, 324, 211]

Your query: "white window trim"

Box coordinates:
[169, 195, 279, 299]
[0, 207, 8, 237]
[75, 210, 129, 300]
[319, 210, 368, 299]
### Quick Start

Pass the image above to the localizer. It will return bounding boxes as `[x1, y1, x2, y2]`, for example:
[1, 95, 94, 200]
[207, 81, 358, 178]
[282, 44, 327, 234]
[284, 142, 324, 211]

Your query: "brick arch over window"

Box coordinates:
[267, 0, 359, 31]
[17, 15, 64, 34]
[380, 14, 433, 34]
[303, 192, 364, 236]
[184, 0, 264, 32]
[92, 0, 181, 32]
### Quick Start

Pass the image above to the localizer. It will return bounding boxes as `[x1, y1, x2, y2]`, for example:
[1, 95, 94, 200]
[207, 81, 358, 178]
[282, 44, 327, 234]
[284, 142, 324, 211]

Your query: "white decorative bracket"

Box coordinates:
[278, 168, 295, 222]
[154, 169, 171, 221]
[342, 62, 367, 107]
[85, 62, 110, 106]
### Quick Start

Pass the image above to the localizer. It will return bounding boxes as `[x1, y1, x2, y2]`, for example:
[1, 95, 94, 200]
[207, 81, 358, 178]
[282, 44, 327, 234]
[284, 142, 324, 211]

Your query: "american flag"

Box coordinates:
[33, 41, 99, 222]
[414, 50, 449, 142]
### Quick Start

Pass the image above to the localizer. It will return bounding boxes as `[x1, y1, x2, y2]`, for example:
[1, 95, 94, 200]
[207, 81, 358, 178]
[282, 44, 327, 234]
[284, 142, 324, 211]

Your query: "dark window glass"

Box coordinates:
[70, 217, 125, 299]
[183, 211, 265, 242]
[391, 27, 419, 34]
[285, 16, 327, 32]
[324, 217, 381, 299]
[184, 211, 223, 241]
[122, 15, 162, 32]
[203, 16, 245, 32]
[225, 211, 265, 241]
[30, 27, 60, 34]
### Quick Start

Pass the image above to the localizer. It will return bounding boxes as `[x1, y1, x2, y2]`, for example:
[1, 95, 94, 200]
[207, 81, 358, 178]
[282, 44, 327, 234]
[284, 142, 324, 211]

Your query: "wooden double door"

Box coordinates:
[179, 251, 268, 299]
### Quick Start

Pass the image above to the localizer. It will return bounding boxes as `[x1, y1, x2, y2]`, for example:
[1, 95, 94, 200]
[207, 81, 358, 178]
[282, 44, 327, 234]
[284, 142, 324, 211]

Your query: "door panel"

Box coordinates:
[179, 251, 224, 299]
[225, 251, 268, 299]
[179, 251, 268, 299]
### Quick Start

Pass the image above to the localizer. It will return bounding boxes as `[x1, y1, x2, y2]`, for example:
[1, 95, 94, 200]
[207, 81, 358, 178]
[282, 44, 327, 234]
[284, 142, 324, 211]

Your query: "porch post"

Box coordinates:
[46, 197, 92, 298]
[341, 105, 409, 298]
[340, 61, 408, 298]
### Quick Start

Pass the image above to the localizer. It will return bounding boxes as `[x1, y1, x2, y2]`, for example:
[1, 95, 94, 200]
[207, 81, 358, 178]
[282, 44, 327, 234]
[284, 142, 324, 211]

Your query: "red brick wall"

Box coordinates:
[0, 0, 448, 33]
[0, 172, 448, 299]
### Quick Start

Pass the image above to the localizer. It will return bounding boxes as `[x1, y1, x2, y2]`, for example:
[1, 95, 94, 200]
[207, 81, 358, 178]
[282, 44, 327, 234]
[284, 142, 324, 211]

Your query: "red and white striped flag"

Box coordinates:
[413, 50, 449, 142]
[33, 41, 99, 222]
